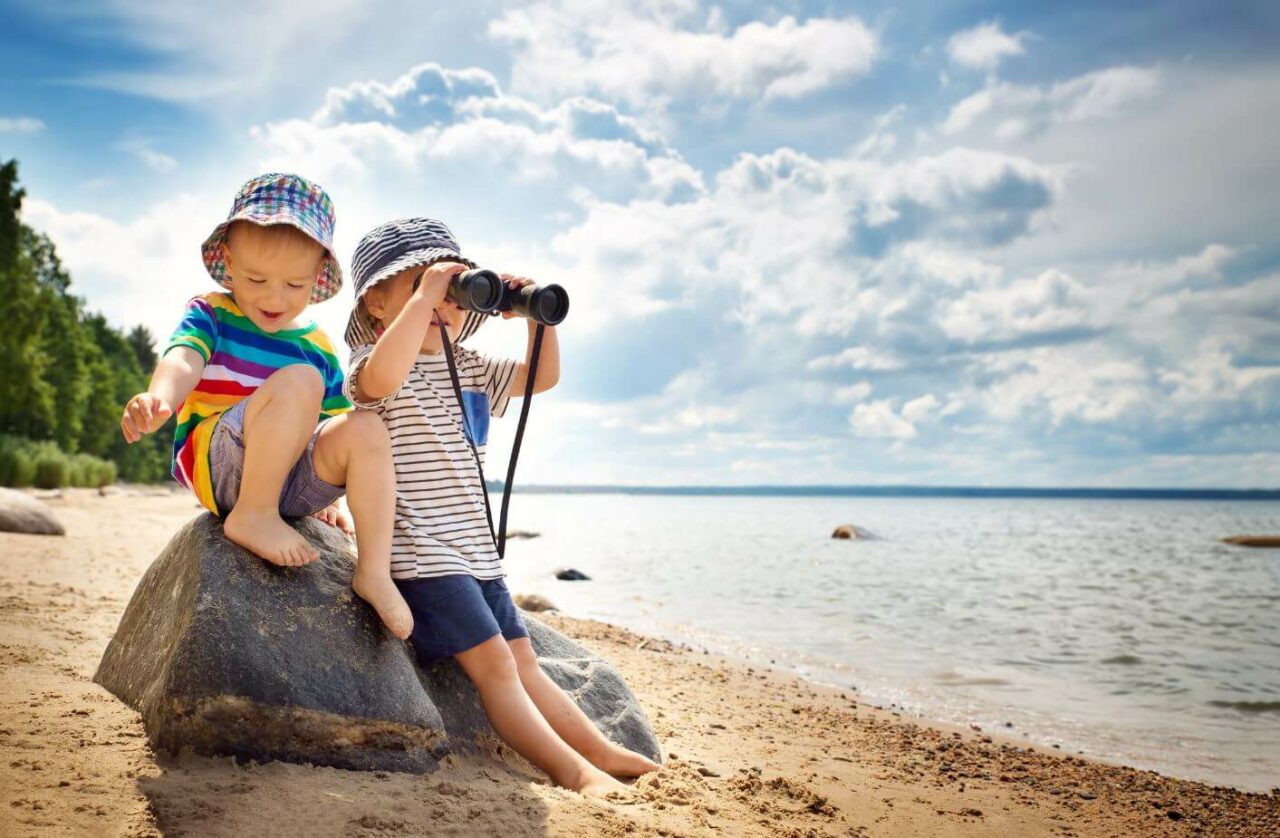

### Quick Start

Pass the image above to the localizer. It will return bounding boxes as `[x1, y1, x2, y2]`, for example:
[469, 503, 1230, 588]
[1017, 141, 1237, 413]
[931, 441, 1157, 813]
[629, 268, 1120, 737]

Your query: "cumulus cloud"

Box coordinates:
[938, 268, 1092, 344]
[253, 62, 703, 210]
[947, 22, 1026, 72]
[851, 399, 918, 439]
[550, 145, 1060, 336]
[0, 117, 45, 133]
[943, 65, 1160, 138]
[490, 2, 877, 111]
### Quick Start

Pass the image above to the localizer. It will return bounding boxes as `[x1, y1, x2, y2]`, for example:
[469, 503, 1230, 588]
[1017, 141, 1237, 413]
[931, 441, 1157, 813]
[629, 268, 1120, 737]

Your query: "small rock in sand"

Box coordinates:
[513, 593, 558, 612]
[832, 524, 876, 540]
[1222, 535, 1280, 548]
[555, 568, 590, 581]
[0, 488, 65, 536]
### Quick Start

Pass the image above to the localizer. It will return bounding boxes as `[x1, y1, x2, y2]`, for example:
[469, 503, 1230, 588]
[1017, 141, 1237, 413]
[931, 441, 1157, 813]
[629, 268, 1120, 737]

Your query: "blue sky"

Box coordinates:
[2, 1, 1278, 487]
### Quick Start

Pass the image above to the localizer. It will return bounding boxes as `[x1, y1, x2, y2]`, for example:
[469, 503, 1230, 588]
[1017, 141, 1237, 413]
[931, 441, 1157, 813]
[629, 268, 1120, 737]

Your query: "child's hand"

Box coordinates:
[413, 261, 468, 300]
[498, 274, 535, 319]
[120, 393, 173, 443]
[311, 502, 354, 536]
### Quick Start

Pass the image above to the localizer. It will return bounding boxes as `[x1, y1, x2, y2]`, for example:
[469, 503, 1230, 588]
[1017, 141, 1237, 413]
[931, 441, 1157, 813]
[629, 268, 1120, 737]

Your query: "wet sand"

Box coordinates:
[2, 489, 1277, 836]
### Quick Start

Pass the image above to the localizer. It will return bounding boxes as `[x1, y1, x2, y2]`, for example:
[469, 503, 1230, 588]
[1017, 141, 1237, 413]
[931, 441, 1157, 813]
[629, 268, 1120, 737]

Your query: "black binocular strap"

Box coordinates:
[437, 317, 545, 560]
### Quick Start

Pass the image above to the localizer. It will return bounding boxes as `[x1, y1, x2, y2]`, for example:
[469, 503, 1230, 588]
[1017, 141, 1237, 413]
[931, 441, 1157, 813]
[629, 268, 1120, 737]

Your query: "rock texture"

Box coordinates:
[832, 524, 876, 540]
[513, 593, 558, 613]
[555, 568, 591, 581]
[0, 488, 65, 536]
[94, 514, 660, 773]
[1222, 535, 1280, 548]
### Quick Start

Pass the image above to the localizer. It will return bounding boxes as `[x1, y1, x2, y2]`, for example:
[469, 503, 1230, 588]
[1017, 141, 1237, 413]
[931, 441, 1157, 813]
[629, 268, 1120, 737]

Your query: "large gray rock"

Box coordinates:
[94, 514, 660, 773]
[0, 487, 65, 536]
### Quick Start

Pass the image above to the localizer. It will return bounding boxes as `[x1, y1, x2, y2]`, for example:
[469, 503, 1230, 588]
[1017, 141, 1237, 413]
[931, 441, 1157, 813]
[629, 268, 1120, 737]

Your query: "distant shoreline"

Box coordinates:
[489, 483, 1280, 501]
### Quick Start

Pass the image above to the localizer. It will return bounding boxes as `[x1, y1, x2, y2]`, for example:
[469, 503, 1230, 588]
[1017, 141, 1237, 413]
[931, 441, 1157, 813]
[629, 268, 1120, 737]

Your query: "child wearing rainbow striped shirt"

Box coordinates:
[119, 173, 413, 640]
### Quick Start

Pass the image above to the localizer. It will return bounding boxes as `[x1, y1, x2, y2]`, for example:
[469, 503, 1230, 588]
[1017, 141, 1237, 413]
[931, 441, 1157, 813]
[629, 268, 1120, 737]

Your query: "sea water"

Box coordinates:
[501, 494, 1280, 791]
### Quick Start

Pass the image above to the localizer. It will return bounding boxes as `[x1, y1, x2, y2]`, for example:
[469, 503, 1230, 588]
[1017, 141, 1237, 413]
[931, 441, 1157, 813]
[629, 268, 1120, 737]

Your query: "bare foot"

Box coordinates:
[595, 745, 661, 778]
[352, 569, 414, 640]
[224, 506, 318, 567]
[572, 767, 630, 799]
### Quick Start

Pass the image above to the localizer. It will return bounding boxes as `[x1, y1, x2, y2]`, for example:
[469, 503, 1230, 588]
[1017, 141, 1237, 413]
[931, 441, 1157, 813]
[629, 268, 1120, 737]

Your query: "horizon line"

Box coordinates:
[486, 483, 1280, 500]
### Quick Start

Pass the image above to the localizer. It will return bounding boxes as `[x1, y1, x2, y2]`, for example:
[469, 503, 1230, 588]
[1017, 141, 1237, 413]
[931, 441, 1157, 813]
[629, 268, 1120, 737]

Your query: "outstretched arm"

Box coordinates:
[120, 346, 205, 443]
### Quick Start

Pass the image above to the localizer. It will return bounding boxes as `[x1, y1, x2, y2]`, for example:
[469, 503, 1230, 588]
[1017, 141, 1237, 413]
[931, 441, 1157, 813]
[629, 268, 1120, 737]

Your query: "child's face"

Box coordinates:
[221, 225, 322, 333]
[366, 265, 468, 354]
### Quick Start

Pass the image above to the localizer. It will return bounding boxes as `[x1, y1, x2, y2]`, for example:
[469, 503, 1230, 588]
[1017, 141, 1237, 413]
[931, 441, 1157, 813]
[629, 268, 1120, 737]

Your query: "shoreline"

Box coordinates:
[1, 489, 1277, 836]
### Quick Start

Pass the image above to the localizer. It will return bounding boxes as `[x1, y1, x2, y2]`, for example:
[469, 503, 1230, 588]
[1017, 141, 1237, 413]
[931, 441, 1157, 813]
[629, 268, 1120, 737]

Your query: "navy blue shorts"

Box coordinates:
[395, 574, 530, 667]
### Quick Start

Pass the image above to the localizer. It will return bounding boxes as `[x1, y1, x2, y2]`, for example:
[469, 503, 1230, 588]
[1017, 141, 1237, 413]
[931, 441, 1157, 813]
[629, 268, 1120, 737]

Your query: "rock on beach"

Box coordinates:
[513, 593, 558, 612]
[1222, 535, 1280, 548]
[0, 487, 65, 536]
[94, 514, 660, 773]
[832, 524, 876, 540]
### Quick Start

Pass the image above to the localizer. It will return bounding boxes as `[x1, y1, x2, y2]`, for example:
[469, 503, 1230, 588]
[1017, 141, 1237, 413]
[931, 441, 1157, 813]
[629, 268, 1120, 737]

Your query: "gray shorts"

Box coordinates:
[208, 399, 345, 518]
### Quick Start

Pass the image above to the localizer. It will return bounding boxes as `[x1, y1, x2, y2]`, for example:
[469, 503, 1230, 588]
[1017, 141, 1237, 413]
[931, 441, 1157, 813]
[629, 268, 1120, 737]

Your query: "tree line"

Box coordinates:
[0, 160, 170, 486]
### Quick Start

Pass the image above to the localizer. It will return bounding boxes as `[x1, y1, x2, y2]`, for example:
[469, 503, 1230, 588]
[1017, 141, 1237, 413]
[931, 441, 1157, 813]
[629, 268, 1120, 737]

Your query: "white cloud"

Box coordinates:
[943, 65, 1160, 138]
[851, 399, 918, 439]
[490, 3, 877, 111]
[808, 347, 905, 372]
[833, 382, 873, 403]
[551, 145, 1060, 335]
[118, 139, 178, 173]
[252, 64, 703, 210]
[0, 117, 44, 133]
[938, 268, 1091, 343]
[902, 394, 941, 424]
[947, 22, 1026, 72]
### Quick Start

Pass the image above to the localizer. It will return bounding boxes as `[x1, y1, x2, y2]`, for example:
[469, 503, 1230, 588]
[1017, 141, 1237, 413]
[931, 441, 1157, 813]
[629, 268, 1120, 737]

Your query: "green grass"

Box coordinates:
[0, 435, 117, 488]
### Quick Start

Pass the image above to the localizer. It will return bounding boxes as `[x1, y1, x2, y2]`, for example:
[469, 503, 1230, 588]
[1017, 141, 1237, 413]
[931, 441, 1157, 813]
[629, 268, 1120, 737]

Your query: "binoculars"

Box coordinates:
[416, 267, 569, 326]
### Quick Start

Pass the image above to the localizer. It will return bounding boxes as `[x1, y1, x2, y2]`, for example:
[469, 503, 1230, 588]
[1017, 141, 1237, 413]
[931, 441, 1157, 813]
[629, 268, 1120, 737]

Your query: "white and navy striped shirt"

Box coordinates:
[346, 343, 518, 580]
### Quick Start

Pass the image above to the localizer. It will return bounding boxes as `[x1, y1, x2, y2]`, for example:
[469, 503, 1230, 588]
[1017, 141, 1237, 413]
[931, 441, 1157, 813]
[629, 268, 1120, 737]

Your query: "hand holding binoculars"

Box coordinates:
[414, 267, 569, 326]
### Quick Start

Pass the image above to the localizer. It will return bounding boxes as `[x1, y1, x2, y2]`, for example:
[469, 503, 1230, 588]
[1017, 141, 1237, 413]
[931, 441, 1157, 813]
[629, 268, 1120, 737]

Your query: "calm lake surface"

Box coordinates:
[502, 494, 1280, 791]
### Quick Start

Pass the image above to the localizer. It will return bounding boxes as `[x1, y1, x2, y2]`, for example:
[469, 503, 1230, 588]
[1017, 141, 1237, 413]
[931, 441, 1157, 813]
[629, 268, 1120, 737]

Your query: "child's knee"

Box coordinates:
[461, 637, 520, 686]
[265, 364, 325, 402]
[509, 639, 541, 677]
[344, 410, 390, 452]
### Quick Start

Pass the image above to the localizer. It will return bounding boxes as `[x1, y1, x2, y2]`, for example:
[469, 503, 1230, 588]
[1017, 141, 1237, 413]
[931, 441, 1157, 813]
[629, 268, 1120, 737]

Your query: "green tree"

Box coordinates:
[0, 160, 172, 483]
[0, 161, 54, 438]
[127, 324, 158, 372]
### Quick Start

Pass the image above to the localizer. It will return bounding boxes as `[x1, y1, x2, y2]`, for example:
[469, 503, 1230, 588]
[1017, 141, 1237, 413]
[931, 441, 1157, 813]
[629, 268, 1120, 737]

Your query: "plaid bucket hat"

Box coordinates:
[201, 173, 343, 304]
[345, 217, 489, 349]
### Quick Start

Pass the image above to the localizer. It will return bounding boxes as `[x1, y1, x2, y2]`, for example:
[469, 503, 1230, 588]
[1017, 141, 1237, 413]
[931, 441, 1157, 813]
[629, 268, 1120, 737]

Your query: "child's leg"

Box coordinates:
[223, 365, 324, 567]
[508, 637, 661, 777]
[455, 635, 627, 797]
[311, 411, 413, 640]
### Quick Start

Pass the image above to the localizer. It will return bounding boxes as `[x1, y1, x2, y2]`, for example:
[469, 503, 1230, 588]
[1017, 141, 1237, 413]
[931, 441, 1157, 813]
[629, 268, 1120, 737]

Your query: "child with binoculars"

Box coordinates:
[344, 217, 659, 797]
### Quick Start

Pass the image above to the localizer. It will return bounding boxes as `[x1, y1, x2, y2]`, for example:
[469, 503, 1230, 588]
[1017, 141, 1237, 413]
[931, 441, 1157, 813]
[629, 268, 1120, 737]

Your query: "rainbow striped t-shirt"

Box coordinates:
[164, 292, 352, 514]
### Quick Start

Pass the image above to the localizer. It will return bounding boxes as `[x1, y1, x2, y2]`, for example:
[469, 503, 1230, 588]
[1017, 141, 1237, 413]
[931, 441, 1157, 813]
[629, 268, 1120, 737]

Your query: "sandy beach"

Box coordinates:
[2, 490, 1277, 837]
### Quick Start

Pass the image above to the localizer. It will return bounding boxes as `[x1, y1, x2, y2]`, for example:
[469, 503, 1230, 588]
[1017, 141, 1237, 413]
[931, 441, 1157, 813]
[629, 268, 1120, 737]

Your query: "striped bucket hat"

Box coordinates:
[345, 218, 489, 349]
[201, 173, 343, 304]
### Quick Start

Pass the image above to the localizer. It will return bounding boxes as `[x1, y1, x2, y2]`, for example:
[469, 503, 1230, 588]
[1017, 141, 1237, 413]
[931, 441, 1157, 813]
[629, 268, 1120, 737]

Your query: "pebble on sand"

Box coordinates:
[1222, 535, 1280, 548]
[513, 593, 558, 612]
